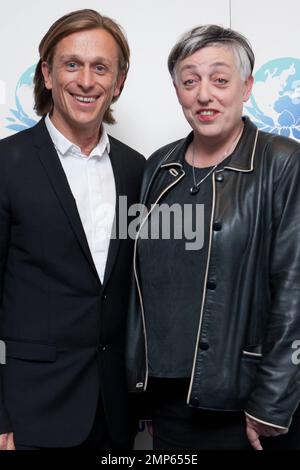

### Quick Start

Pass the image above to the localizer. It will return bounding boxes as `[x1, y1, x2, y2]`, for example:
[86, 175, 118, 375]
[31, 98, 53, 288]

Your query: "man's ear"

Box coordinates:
[243, 75, 254, 102]
[113, 71, 126, 98]
[41, 61, 53, 90]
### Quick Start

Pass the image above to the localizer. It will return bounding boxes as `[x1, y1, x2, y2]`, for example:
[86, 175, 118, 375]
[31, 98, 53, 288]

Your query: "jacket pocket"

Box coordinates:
[242, 344, 263, 358]
[238, 351, 262, 405]
[4, 339, 56, 362]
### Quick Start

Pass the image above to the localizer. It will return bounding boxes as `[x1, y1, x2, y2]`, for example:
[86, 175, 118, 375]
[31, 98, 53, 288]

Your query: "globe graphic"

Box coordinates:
[6, 64, 38, 132]
[245, 58, 300, 140]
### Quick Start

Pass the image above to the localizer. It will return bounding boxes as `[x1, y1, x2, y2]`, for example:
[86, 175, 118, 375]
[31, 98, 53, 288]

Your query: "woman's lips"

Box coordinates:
[196, 109, 220, 122]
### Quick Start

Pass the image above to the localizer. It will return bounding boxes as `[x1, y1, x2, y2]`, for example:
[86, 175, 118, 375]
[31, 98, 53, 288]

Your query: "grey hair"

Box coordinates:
[168, 24, 255, 82]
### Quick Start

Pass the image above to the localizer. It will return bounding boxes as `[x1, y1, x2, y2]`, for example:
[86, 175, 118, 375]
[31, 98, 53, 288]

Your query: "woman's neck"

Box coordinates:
[187, 122, 244, 168]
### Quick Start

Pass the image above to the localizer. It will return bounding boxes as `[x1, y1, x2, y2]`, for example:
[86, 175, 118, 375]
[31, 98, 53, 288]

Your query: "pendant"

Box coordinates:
[190, 186, 199, 195]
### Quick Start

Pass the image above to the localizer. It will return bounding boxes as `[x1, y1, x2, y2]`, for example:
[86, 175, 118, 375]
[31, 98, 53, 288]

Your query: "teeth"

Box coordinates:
[74, 96, 96, 103]
[199, 110, 214, 115]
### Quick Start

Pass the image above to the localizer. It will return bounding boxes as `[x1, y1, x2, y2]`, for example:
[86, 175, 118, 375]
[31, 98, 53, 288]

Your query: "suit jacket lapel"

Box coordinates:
[102, 138, 123, 289]
[32, 120, 101, 283]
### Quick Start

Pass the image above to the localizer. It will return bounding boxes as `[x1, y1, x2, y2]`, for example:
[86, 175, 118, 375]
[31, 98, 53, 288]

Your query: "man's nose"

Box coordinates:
[77, 66, 94, 90]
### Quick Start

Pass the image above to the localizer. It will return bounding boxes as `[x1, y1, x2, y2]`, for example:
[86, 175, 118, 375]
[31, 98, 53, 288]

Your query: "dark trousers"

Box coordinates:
[149, 378, 300, 450]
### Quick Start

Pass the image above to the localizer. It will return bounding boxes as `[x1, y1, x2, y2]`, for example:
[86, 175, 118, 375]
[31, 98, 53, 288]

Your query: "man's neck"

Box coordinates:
[73, 134, 101, 156]
[49, 114, 102, 156]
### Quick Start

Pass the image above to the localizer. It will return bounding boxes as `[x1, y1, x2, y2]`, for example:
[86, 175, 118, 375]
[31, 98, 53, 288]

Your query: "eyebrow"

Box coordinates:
[210, 62, 231, 70]
[58, 54, 112, 65]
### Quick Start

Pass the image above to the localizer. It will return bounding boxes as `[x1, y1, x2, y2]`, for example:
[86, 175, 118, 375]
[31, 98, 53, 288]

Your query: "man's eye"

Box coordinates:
[95, 65, 106, 73]
[67, 62, 77, 69]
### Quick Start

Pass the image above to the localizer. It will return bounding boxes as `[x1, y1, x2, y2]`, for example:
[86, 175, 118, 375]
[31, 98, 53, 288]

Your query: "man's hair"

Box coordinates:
[33, 9, 130, 124]
[168, 24, 255, 82]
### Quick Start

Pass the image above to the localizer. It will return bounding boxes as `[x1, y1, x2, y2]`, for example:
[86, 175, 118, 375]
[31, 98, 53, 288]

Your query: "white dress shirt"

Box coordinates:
[45, 114, 116, 283]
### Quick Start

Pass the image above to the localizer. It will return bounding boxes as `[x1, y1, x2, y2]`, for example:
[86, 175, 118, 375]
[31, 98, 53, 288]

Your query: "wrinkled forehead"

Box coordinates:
[174, 43, 246, 80]
[51, 28, 119, 62]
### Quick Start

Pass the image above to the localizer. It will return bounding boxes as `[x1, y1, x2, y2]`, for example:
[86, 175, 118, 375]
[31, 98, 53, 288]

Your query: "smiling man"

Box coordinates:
[0, 9, 144, 450]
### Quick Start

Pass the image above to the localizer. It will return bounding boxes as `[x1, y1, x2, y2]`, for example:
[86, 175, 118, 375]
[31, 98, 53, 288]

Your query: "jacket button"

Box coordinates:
[213, 221, 222, 231]
[207, 281, 216, 290]
[215, 173, 224, 182]
[190, 397, 199, 406]
[98, 344, 107, 352]
[102, 294, 107, 300]
[199, 341, 209, 350]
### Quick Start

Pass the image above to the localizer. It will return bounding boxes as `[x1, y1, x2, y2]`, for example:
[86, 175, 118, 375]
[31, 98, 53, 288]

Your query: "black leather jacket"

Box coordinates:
[126, 118, 300, 428]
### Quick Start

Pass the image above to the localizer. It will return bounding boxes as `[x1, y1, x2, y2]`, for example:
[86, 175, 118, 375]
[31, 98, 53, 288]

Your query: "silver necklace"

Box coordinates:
[189, 124, 244, 195]
[190, 162, 218, 195]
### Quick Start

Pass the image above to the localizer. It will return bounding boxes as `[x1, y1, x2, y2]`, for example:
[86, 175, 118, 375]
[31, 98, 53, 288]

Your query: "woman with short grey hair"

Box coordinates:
[126, 25, 300, 450]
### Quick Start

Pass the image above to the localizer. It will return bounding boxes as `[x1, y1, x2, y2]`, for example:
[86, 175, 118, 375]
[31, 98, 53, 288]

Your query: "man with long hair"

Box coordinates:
[0, 9, 144, 450]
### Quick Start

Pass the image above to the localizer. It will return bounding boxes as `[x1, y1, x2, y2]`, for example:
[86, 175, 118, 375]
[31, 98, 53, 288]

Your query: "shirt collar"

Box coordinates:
[45, 114, 110, 158]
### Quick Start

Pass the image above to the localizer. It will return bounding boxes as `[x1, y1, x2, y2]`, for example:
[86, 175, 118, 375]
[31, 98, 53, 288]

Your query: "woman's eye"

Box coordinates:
[216, 78, 228, 85]
[183, 79, 195, 86]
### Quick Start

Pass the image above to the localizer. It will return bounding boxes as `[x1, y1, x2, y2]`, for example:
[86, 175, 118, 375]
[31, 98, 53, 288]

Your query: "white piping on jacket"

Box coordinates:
[187, 128, 259, 404]
[187, 172, 216, 404]
[133, 163, 185, 391]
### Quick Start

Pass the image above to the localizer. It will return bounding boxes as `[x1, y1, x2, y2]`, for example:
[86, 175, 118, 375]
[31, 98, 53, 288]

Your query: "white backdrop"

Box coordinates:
[0, 0, 299, 450]
[1, 0, 299, 152]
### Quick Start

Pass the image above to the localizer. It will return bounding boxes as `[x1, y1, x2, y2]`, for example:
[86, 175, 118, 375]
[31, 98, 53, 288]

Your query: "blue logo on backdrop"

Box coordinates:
[246, 58, 300, 140]
[5, 59, 300, 139]
[6, 64, 38, 132]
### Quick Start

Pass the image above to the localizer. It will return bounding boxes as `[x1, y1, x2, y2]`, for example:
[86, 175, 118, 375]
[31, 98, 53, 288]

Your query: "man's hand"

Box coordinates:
[0, 432, 15, 450]
[246, 416, 287, 450]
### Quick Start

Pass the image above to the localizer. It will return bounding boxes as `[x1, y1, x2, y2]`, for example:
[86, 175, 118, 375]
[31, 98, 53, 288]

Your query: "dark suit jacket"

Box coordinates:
[0, 119, 145, 447]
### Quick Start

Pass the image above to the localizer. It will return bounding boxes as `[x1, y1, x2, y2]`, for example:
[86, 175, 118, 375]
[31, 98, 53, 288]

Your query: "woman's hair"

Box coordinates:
[33, 9, 130, 124]
[168, 24, 255, 82]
